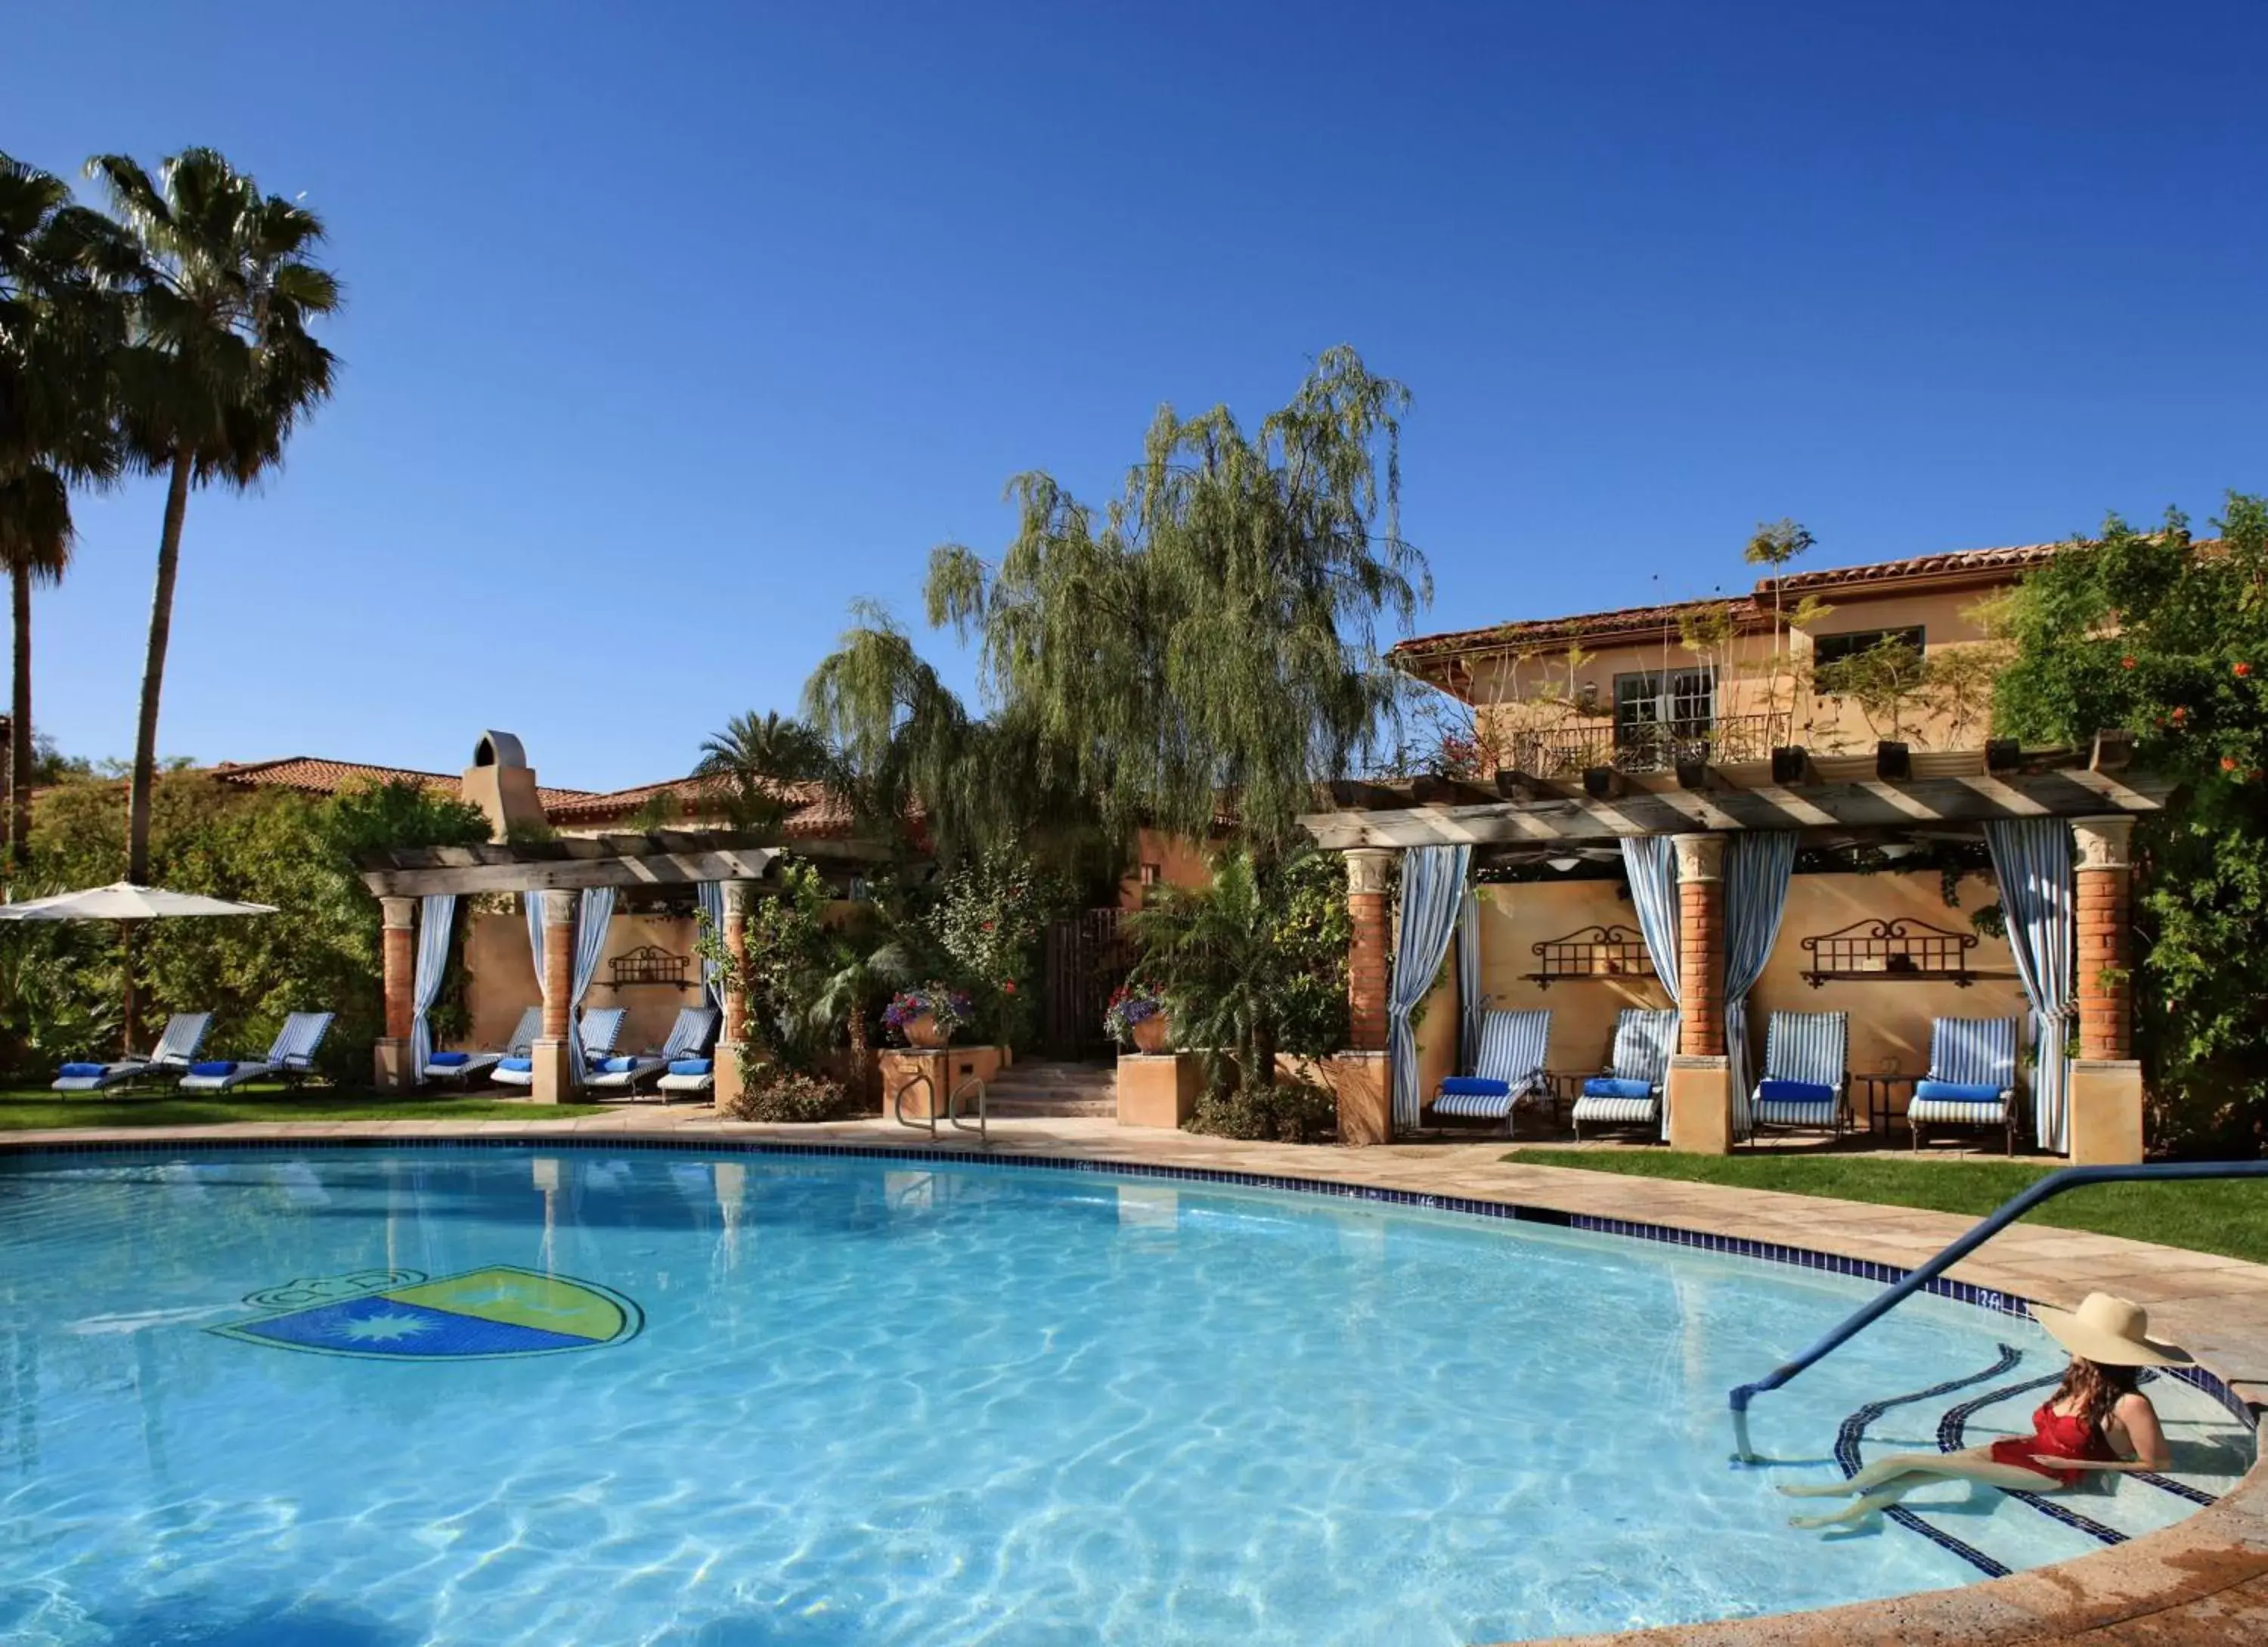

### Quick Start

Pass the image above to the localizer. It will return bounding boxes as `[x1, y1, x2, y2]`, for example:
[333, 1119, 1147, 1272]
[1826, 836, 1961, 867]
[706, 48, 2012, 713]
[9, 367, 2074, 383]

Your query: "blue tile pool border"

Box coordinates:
[2, 1130, 2255, 1437]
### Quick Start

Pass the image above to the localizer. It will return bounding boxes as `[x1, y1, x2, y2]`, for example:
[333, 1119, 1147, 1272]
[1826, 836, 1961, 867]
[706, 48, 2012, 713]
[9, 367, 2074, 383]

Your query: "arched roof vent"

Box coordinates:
[472, 730, 527, 770]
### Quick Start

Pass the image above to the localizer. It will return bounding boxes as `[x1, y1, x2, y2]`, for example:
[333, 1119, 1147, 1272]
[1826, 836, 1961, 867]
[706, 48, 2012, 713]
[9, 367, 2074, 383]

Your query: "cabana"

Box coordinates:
[1300, 739, 2164, 1164]
[354, 830, 890, 1108]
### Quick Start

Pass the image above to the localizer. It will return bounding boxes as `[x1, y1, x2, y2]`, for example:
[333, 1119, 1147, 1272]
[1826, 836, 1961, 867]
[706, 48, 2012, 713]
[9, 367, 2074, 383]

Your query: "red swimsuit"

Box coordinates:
[1987, 1400, 2116, 1487]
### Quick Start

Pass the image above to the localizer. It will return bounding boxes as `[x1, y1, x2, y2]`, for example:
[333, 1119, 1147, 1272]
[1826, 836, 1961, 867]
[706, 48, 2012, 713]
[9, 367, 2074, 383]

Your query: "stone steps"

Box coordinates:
[979, 1060, 1118, 1118]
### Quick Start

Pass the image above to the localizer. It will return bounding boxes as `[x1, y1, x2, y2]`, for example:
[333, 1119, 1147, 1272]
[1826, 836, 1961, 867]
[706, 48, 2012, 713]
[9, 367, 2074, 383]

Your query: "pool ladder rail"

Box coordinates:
[1728, 1159, 2268, 1463]
[890, 1068, 989, 1145]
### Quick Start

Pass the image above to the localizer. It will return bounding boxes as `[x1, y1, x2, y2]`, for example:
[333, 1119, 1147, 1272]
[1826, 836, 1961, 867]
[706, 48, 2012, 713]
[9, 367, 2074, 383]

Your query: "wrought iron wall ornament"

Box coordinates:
[1526, 923, 1657, 987]
[607, 944, 692, 990]
[1799, 917, 1977, 988]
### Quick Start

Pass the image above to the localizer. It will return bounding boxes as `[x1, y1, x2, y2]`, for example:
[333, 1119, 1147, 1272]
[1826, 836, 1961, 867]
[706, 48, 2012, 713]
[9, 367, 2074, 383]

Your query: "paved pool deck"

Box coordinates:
[5, 1105, 2263, 1645]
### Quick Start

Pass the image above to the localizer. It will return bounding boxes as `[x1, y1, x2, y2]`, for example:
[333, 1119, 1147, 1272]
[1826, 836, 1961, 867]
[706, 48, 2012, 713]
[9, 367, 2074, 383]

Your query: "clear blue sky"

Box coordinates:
[14, 2, 2266, 792]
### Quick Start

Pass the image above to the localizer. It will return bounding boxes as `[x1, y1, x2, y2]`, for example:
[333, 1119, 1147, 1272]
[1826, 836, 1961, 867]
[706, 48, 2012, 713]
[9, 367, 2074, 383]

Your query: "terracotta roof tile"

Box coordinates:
[204, 756, 591, 809]
[1392, 538, 2089, 662]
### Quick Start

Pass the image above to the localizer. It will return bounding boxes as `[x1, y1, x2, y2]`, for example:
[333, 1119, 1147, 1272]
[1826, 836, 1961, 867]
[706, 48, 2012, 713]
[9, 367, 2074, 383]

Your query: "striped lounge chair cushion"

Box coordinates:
[1569, 1009, 1678, 1127]
[1909, 1017, 2019, 1126]
[1433, 1009, 1550, 1118]
[1752, 1011, 1847, 1127]
[1569, 1094, 1659, 1125]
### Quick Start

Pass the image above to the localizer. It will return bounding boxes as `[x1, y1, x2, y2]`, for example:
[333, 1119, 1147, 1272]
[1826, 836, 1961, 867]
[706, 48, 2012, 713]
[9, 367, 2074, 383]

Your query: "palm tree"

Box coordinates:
[1127, 848, 1305, 1096]
[804, 920, 920, 1102]
[0, 154, 122, 871]
[694, 709, 830, 833]
[87, 147, 339, 884]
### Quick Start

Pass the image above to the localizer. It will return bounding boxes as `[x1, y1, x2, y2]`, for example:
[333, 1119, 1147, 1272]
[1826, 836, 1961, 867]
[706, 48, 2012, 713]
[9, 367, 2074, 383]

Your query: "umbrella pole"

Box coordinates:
[120, 923, 138, 1058]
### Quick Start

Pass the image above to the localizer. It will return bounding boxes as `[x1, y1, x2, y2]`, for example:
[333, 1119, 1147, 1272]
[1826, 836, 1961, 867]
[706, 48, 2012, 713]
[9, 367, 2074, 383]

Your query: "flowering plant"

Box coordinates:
[1102, 984, 1166, 1044]
[882, 983, 974, 1043]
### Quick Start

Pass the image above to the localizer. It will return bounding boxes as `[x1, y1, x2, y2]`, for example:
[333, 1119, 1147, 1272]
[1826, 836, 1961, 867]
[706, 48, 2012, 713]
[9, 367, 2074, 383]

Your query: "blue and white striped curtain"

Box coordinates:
[409, 893, 457, 1081]
[1457, 885, 1484, 1074]
[567, 888, 616, 1084]
[697, 881, 728, 1010]
[1389, 845, 1472, 1131]
[1985, 818, 2076, 1153]
[1619, 837, 1681, 1139]
[1723, 833, 1797, 1139]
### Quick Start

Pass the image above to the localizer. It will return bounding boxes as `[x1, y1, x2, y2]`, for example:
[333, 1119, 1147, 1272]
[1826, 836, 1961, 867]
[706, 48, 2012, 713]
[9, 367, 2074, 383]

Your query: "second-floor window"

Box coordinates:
[1614, 668, 1715, 744]
[1812, 625, 1926, 670]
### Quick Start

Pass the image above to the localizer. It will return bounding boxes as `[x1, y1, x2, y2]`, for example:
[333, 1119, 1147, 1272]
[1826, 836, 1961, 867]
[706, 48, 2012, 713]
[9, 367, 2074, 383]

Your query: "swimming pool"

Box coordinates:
[0, 1146, 2250, 1645]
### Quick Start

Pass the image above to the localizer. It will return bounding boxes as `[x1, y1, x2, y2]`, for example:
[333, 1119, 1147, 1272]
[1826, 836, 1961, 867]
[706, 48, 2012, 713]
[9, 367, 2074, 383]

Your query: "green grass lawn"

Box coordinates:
[0, 1086, 614, 1131]
[1501, 1148, 2268, 1266]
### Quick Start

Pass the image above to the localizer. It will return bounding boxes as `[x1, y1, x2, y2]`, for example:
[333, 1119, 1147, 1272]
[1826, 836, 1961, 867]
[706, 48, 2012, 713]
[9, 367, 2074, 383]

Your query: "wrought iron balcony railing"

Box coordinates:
[1505, 712, 1791, 778]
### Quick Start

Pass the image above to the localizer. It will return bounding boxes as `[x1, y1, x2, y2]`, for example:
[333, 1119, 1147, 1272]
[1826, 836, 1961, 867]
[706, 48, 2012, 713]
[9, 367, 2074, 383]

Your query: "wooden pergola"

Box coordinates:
[1297, 740, 2164, 1160]
[353, 831, 900, 1105]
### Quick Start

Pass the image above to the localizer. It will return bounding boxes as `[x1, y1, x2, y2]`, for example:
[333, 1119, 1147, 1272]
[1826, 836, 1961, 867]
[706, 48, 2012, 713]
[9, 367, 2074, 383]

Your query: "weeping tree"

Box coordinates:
[807, 347, 1428, 869]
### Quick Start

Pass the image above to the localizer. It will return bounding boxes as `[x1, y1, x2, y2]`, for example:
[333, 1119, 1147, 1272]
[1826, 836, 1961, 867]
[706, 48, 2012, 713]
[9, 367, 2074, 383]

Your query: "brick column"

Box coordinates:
[714, 879, 758, 1112]
[2072, 816, 2134, 1060]
[1672, 834, 1726, 1056]
[531, 889, 578, 1104]
[373, 895, 416, 1092]
[1345, 848, 1396, 1053]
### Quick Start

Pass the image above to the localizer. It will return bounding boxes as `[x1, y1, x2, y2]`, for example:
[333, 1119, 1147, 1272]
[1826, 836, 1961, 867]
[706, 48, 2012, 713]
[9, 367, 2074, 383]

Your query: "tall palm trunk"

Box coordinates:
[846, 997, 870, 1105]
[9, 559, 31, 874]
[125, 444, 192, 886]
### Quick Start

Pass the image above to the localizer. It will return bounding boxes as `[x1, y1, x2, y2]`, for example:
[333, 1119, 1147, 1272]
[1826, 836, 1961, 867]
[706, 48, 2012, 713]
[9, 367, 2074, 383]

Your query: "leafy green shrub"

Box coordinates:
[1993, 498, 2268, 1154]
[0, 774, 488, 1081]
[1192, 1075, 1336, 1143]
[724, 1069, 846, 1123]
[930, 848, 1062, 1047]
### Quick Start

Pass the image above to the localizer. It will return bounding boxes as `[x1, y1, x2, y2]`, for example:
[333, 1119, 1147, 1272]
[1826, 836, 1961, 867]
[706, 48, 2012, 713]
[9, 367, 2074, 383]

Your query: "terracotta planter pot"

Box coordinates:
[902, 1012, 950, 1049]
[1131, 1015, 1171, 1054]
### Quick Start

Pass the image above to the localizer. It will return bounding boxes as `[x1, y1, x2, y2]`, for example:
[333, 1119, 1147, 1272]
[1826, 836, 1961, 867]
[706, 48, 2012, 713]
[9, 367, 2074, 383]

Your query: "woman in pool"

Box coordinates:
[1782, 1292, 2186, 1530]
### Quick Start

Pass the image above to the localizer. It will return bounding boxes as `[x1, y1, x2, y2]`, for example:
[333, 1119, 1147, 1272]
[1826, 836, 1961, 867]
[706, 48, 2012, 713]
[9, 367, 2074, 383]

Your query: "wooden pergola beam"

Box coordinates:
[1299, 768, 2174, 850]
[358, 844, 785, 898]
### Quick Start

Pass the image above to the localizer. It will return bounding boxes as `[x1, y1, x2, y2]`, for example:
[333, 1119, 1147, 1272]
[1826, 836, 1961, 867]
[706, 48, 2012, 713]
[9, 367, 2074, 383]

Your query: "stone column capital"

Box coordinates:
[379, 895, 416, 930]
[1672, 833, 1726, 883]
[540, 888, 579, 925]
[2071, 815, 2134, 871]
[1345, 847, 1398, 897]
[723, 878, 761, 917]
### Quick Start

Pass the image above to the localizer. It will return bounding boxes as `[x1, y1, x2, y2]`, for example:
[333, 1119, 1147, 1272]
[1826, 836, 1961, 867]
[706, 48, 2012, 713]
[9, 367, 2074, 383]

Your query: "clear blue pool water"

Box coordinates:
[0, 1148, 2248, 1645]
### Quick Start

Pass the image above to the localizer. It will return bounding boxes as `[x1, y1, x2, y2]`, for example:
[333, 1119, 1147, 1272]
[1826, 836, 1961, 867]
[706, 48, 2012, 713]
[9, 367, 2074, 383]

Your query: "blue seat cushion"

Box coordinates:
[668, 1058, 713, 1077]
[1583, 1076, 1654, 1100]
[188, 1061, 236, 1078]
[58, 1062, 109, 1078]
[428, 1051, 471, 1067]
[595, 1055, 639, 1074]
[1440, 1076, 1511, 1097]
[1915, 1079, 2006, 1102]
[498, 1056, 534, 1073]
[1758, 1078, 1836, 1105]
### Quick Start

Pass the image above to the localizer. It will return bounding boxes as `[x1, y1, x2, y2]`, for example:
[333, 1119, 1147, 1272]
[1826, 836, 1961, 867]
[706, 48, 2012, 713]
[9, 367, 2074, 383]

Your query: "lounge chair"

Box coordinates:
[1749, 1010, 1851, 1140]
[655, 1053, 720, 1103]
[584, 1006, 720, 1100]
[1428, 1008, 1552, 1137]
[1907, 1016, 2021, 1154]
[425, 1006, 541, 1088]
[1570, 1008, 1679, 1141]
[52, 1013, 213, 1093]
[176, 1013, 336, 1093]
[491, 1007, 627, 1089]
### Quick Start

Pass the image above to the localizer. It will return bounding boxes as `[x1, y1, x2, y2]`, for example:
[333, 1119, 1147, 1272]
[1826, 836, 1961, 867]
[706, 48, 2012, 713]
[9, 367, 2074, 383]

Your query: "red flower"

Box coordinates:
[2237, 662, 2254, 678]
[1002, 980, 1016, 994]
[981, 920, 994, 932]
[2121, 656, 2138, 670]
[2222, 755, 2240, 772]
[2171, 706, 2189, 721]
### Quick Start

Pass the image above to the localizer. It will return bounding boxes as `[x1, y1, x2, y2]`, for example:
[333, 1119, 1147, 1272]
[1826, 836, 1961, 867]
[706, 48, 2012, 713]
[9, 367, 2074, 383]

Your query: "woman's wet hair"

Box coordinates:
[2054, 1355, 2142, 1429]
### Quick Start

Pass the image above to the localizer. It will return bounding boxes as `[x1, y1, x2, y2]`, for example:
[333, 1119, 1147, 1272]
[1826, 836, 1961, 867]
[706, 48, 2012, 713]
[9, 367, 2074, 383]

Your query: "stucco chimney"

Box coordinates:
[460, 730, 547, 842]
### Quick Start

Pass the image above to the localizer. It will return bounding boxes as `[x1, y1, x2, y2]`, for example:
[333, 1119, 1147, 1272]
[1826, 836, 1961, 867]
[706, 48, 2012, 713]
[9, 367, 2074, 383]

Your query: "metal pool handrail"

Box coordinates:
[1729, 1158, 2268, 1462]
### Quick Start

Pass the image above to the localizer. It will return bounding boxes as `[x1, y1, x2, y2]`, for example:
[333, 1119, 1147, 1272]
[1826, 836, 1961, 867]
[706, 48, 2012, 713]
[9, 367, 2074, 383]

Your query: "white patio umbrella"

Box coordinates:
[0, 881, 277, 1056]
[0, 881, 278, 921]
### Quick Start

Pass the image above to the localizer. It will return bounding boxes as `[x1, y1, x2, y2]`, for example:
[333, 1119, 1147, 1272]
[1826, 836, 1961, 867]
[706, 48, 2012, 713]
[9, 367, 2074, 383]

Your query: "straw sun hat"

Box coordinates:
[2033, 1292, 2192, 1367]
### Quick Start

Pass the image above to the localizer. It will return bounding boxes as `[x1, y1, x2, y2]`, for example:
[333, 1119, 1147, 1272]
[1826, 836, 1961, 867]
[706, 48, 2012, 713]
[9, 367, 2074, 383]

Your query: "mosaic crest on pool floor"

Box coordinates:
[209, 1264, 641, 1360]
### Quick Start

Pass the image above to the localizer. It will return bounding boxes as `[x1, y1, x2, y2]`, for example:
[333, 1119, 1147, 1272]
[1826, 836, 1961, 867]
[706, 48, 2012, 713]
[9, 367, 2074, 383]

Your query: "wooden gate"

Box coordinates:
[1042, 907, 1132, 1061]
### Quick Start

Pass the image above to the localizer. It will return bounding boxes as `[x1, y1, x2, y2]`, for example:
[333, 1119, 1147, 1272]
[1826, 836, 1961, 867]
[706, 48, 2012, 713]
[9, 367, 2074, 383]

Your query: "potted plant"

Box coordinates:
[883, 984, 974, 1049]
[1105, 984, 1171, 1054]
